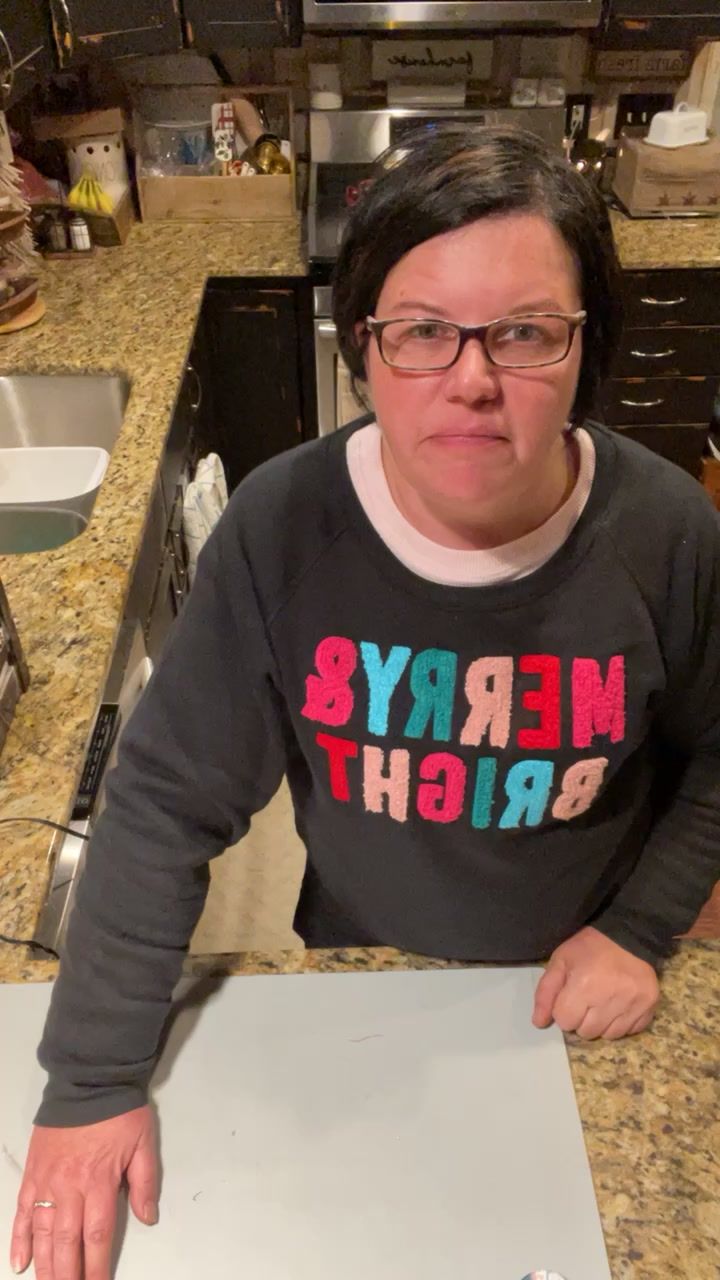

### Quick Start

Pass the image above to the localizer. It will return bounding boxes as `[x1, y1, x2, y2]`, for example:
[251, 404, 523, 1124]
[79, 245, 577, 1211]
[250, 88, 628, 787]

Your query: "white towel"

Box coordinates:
[182, 453, 229, 586]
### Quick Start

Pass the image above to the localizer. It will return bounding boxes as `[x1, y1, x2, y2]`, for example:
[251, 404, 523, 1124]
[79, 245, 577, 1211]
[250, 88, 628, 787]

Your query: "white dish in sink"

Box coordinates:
[0, 446, 110, 505]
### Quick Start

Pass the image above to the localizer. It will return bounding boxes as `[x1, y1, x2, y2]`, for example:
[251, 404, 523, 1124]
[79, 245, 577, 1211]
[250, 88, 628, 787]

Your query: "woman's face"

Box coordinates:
[363, 212, 583, 518]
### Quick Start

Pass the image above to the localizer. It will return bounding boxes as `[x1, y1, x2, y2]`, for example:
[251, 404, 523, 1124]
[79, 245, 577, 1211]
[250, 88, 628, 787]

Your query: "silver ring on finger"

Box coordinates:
[33, 1200, 57, 1210]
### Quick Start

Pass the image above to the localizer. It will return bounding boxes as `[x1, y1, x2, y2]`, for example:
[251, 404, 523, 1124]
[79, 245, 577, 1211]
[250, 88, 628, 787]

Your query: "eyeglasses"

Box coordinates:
[365, 311, 587, 371]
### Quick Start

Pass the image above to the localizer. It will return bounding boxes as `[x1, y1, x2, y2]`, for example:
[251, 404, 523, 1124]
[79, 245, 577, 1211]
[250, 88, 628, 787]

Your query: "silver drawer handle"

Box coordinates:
[639, 295, 686, 307]
[629, 347, 676, 360]
[186, 362, 202, 412]
[620, 397, 665, 408]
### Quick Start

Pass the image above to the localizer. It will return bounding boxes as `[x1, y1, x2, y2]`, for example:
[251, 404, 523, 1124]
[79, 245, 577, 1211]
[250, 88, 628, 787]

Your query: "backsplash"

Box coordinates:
[111, 32, 716, 150]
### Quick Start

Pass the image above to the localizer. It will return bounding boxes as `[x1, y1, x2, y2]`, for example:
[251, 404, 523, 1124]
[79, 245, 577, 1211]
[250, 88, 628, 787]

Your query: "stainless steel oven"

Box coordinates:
[314, 285, 369, 436]
[303, 0, 601, 30]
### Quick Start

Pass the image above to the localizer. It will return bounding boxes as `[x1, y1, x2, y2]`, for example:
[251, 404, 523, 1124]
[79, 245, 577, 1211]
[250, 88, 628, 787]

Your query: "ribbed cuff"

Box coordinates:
[34, 1081, 149, 1129]
[590, 912, 676, 971]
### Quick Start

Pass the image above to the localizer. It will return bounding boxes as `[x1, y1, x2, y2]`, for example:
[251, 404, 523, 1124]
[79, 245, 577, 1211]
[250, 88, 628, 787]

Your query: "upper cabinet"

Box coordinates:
[183, 0, 301, 51]
[48, 0, 182, 67]
[0, 1, 54, 109]
[600, 0, 720, 46]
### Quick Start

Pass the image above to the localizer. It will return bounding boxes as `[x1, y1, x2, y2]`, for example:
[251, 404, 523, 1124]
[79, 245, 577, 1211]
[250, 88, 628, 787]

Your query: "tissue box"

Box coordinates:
[612, 135, 720, 216]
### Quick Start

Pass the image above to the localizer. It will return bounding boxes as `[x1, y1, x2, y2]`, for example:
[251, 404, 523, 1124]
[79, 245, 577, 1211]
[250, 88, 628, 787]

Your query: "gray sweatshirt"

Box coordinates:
[36, 421, 720, 1127]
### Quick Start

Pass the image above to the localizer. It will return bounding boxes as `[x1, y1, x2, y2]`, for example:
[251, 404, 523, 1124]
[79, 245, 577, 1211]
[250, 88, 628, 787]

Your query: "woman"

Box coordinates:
[11, 125, 720, 1280]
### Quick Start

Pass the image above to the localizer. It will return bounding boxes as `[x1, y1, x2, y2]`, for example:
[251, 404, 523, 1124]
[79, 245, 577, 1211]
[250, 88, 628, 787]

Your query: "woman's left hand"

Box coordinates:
[532, 925, 660, 1040]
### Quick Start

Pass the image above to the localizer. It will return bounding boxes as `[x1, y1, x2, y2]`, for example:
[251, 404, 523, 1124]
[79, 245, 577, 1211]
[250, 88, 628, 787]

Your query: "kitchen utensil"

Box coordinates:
[646, 102, 709, 148]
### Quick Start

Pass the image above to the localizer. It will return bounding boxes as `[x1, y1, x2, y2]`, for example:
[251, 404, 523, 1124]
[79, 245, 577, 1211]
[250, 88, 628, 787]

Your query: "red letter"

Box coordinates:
[315, 732, 359, 802]
[302, 636, 357, 726]
[518, 655, 561, 750]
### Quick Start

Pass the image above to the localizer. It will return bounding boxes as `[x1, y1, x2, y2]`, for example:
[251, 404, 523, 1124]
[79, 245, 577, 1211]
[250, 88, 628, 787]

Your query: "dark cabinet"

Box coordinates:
[201, 276, 317, 492]
[183, 0, 301, 50]
[48, 0, 181, 67]
[0, 1, 53, 108]
[597, 268, 720, 478]
[600, 0, 720, 46]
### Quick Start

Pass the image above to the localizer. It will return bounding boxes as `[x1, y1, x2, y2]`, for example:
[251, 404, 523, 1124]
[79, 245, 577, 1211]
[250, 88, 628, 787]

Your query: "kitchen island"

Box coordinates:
[0, 212, 719, 1280]
[0, 939, 718, 1280]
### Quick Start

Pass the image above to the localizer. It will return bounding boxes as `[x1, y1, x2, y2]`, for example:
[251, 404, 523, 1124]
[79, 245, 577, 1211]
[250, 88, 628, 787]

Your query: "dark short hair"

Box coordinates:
[332, 124, 623, 426]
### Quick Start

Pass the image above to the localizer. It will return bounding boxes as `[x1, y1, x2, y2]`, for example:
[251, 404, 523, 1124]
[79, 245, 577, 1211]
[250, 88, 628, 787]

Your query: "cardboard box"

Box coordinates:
[612, 134, 720, 215]
[32, 108, 126, 142]
[83, 187, 135, 245]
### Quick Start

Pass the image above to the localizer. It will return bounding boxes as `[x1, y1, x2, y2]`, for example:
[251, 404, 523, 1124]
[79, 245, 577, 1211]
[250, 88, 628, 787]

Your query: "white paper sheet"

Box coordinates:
[0, 967, 611, 1280]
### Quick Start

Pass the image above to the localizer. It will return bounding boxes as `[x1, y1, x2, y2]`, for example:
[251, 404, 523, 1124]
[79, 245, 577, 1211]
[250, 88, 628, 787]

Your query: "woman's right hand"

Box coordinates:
[10, 1105, 158, 1280]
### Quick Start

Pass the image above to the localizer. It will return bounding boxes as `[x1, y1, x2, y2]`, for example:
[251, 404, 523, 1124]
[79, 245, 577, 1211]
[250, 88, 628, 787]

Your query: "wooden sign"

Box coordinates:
[594, 49, 692, 80]
[372, 40, 493, 83]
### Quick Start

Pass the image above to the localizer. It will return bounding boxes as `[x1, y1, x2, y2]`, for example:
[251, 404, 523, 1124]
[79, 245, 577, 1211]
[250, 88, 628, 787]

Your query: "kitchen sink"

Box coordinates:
[0, 372, 130, 451]
[0, 446, 110, 554]
[0, 373, 130, 554]
[0, 507, 88, 555]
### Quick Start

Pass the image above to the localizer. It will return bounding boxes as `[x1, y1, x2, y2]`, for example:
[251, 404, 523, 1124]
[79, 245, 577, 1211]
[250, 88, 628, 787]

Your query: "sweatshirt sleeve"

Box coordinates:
[35, 497, 289, 1127]
[593, 495, 720, 966]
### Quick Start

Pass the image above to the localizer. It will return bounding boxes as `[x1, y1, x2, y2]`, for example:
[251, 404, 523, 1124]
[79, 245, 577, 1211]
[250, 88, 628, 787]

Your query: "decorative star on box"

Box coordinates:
[709, 194, 719, 206]
[682, 191, 697, 206]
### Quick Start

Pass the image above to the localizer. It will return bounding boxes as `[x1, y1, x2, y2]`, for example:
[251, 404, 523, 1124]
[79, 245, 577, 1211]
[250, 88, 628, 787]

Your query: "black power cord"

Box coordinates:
[0, 816, 91, 956]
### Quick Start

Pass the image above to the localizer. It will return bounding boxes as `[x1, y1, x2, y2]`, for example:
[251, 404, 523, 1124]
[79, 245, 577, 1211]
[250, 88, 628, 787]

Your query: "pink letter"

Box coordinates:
[416, 752, 467, 823]
[572, 657, 626, 748]
[363, 746, 410, 822]
[552, 757, 608, 821]
[460, 657, 513, 748]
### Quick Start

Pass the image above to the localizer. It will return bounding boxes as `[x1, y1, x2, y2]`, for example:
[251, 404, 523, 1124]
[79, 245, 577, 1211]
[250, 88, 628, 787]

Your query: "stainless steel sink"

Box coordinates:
[0, 507, 87, 555]
[0, 373, 130, 451]
[0, 374, 130, 554]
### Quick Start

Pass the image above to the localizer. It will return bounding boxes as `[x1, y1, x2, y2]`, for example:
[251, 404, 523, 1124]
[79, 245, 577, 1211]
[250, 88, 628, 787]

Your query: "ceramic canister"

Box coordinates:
[66, 132, 130, 206]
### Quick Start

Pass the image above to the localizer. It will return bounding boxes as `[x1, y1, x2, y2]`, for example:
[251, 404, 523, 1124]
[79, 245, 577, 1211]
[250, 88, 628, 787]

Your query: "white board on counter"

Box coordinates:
[0, 967, 611, 1280]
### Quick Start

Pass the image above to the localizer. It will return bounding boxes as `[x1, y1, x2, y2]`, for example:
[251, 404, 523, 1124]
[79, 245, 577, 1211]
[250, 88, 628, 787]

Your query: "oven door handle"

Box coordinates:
[314, 319, 340, 437]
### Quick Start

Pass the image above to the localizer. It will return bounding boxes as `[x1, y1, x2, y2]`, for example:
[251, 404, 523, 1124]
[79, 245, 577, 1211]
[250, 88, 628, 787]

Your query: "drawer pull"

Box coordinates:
[629, 347, 676, 360]
[639, 295, 686, 307]
[620, 396, 665, 408]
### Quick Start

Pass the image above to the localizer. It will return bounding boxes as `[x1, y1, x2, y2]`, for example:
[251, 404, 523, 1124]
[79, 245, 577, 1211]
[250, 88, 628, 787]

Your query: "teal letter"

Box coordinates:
[404, 649, 457, 743]
[360, 642, 412, 736]
[499, 761, 554, 829]
[470, 757, 498, 830]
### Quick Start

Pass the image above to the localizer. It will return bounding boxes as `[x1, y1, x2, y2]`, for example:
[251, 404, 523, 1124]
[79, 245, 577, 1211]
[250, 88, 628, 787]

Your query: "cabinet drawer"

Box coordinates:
[611, 328, 720, 378]
[600, 376, 718, 425]
[622, 271, 720, 328]
[613, 424, 708, 478]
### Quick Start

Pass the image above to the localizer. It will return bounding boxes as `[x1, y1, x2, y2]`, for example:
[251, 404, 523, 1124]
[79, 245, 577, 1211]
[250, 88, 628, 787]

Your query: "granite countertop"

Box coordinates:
[0, 220, 304, 948]
[609, 209, 720, 270]
[2, 940, 719, 1279]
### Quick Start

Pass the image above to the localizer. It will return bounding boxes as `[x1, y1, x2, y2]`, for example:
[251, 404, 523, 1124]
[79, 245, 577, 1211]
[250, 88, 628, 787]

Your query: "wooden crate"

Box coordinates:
[135, 85, 296, 223]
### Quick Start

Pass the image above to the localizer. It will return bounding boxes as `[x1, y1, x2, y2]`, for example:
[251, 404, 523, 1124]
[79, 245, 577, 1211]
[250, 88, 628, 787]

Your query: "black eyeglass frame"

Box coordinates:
[364, 310, 588, 371]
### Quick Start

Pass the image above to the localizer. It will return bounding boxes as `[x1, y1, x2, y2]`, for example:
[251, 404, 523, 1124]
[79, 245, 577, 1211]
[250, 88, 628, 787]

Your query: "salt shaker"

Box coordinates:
[69, 213, 92, 251]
